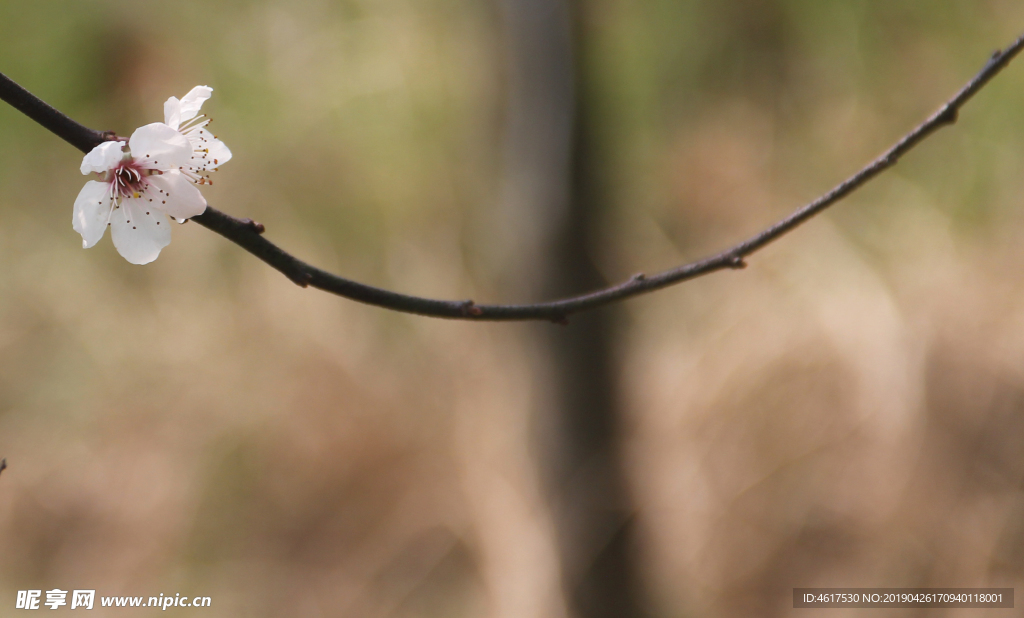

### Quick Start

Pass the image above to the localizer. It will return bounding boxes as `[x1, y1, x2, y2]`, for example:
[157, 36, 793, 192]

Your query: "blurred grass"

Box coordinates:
[3, 1, 1024, 616]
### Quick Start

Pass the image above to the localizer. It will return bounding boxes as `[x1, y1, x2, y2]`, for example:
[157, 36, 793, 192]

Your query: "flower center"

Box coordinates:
[110, 161, 149, 199]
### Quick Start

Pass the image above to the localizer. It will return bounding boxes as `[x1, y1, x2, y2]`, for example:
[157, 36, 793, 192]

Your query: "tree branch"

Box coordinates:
[2, 31, 1023, 322]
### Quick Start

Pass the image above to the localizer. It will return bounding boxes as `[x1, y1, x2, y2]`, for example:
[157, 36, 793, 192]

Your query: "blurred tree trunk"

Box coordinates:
[495, 1, 648, 616]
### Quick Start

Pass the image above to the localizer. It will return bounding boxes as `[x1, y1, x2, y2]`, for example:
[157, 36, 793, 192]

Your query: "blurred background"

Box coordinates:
[3, 1, 1024, 616]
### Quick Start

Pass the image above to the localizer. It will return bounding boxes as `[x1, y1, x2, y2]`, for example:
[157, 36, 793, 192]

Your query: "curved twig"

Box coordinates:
[2, 32, 1023, 322]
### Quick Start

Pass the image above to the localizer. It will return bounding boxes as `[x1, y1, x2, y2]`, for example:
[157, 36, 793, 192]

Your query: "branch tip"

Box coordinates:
[0, 458, 6, 476]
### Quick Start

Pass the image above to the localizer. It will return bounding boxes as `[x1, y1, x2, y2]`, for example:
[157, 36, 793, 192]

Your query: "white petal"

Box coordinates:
[145, 170, 207, 219]
[187, 128, 232, 170]
[110, 197, 171, 265]
[72, 180, 114, 248]
[128, 123, 192, 170]
[80, 141, 124, 175]
[178, 86, 213, 123]
[163, 96, 182, 130]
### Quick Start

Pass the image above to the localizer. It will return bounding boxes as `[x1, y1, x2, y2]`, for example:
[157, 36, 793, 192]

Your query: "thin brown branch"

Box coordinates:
[2, 31, 1023, 321]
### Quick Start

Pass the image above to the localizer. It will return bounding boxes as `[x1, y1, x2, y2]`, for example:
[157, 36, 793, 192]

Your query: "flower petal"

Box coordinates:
[178, 86, 213, 123]
[72, 180, 114, 248]
[80, 141, 124, 175]
[110, 197, 171, 265]
[163, 96, 182, 130]
[128, 123, 192, 170]
[187, 128, 232, 170]
[146, 170, 207, 219]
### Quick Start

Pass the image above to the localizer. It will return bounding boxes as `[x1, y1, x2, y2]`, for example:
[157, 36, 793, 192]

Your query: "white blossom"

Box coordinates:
[72, 86, 231, 264]
[163, 85, 232, 184]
